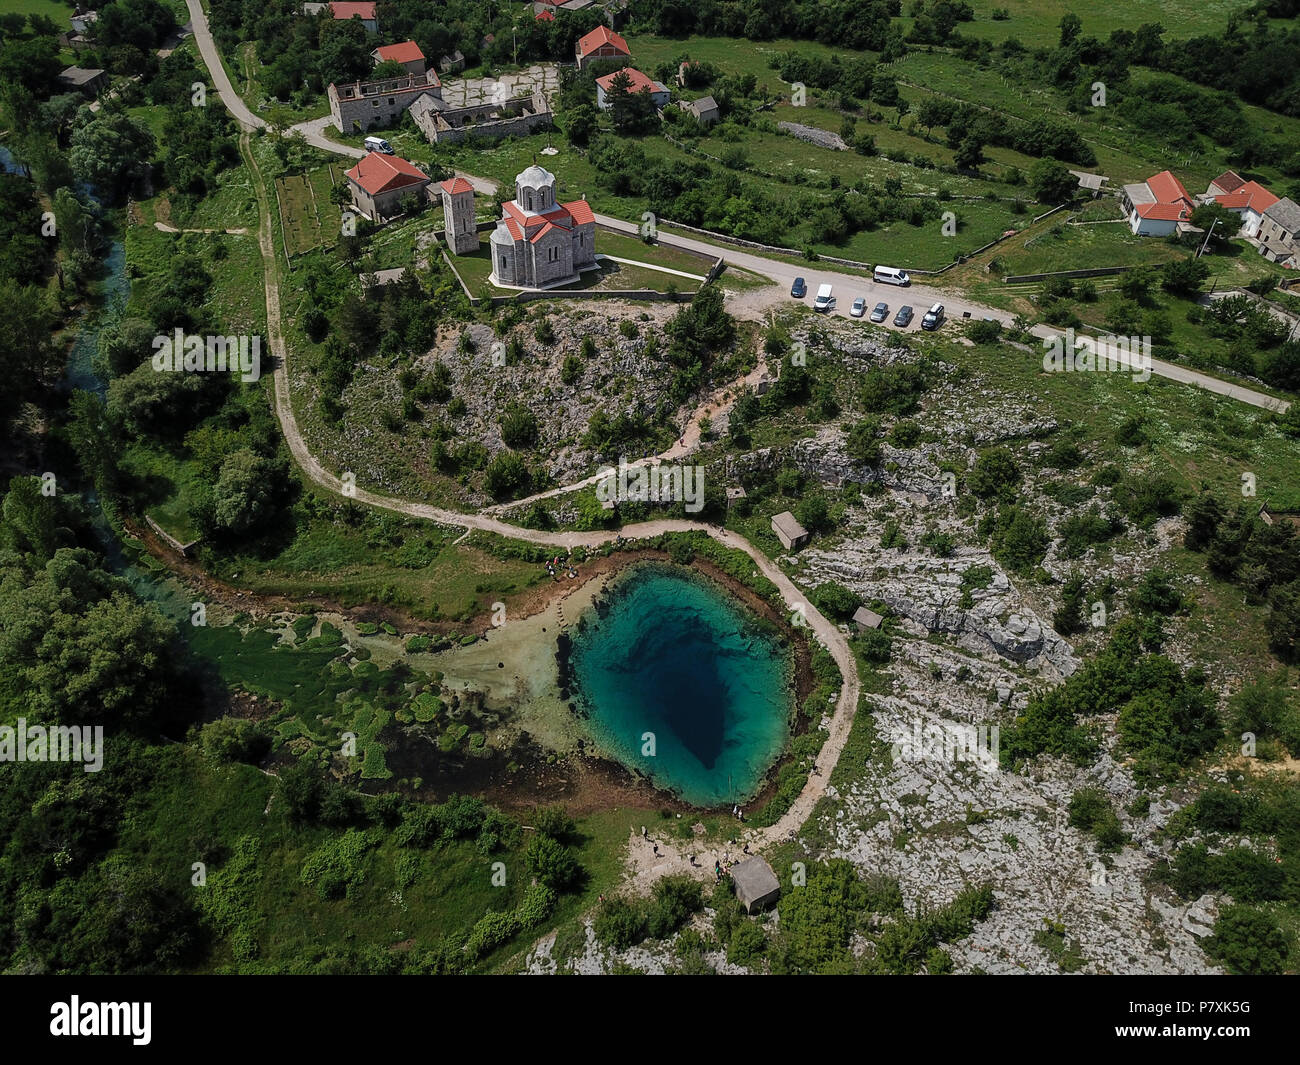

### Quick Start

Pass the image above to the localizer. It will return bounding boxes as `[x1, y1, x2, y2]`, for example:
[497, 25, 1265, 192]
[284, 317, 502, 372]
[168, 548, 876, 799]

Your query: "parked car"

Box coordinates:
[790, 277, 807, 298]
[869, 302, 889, 323]
[893, 305, 914, 327]
[873, 265, 910, 286]
[850, 297, 867, 318]
[813, 283, 836, 312]
[921, 303, 945, 331]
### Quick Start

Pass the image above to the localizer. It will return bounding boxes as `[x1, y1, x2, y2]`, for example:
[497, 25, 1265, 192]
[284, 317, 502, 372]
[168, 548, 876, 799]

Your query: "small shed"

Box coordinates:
[726, 485, 747, 502]
[731, 857, 781, 914]
[853, 606, 883, 631]
[771, 511, 809, 551]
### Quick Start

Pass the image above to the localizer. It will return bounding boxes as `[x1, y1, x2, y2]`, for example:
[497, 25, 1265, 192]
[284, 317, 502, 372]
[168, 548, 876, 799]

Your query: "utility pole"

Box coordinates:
[1196, 216, 1219, 259]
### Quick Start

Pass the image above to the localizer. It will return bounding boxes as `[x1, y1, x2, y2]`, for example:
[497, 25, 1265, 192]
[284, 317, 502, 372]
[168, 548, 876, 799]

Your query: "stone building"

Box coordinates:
[410, 90, 552, 145]
[1257, 197, 1300, 268]
[328, 69, 441, 132]
[343, 153, 430, 221]
[771, 511, 810, 551]
[439, 176, 479, 255]
[488, 165, 596, 288]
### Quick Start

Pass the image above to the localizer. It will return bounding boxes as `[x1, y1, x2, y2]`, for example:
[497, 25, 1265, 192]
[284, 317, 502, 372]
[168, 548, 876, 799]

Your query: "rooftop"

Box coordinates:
[730, 857, 781, 912]
[771, 510, 809, 540]
[346, 153, 428, 196]
[373, 40, 423, 64]
[331, 1, 376, 19]
[595, 67, 666, 95]
[578, 25, 629, 56]
[1263, 197, 1300, 232]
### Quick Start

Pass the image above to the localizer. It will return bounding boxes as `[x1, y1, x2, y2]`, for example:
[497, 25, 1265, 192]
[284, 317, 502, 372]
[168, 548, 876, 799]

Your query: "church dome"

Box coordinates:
[516, 164, 554, 189]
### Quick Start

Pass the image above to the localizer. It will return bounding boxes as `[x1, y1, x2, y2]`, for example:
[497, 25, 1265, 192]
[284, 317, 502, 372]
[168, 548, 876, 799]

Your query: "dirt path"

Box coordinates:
[238, 124, 863, 873]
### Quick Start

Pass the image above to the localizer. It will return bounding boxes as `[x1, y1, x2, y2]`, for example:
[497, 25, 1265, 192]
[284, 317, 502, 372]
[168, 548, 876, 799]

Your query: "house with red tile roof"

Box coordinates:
[535, 8, 554, 19]
[1121, 170, 1196, 236]
[371, 40, 425, 77]
[595, 67, 670, 110]
[488, 164, 597, 287]
[1201, 173, 1280, 238]
[575, 25, 630, 70]
[329, 1, 377, 32]
[344, 153, 430, 220]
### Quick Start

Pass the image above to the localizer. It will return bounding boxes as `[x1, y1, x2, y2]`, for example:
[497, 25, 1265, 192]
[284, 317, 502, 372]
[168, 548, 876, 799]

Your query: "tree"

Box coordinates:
[1160, 257, 1211, 297]
[1029, 158, 1077, 205]
[371, 59, 406, 78]
[212, 448, 277, 535]
[525, 834, 581, 891]
[565, 102, 599, 146]
[968, 446, 1020, 502]
[0, 549, 181, 729]
[484, 452, 531, 499]
[1117, 267, 1155, 303]
[953, 134, 985, 171]
[499, 403, 539, 449]
[845, 418, 882, 465]
[0, 282, 61, 420]
[1188, 202, 1242, 242]
[1059, 13, 1082, 47]
[68, 111, 156, 204]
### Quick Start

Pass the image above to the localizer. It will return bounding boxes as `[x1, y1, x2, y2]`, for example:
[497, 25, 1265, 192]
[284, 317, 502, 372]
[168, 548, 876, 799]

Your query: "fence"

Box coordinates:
[1002, 265, 1134, 284]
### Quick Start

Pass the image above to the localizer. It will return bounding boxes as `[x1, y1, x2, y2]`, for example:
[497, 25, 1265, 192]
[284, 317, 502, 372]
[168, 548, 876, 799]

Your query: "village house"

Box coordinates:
[371, 40, 426, 77]
[343, 153, 430, 221]
[1257, 197, 1300, 269]
[1202, 170, 1279, 238]
[58, 66, 108, 96]
[679, 95, 720, 126]
[303, 1, 377, 32]
[771, 511, 810, 551]
[488, 164, 597, 288]
[575, 25, 630, 70]
[328, 69, 441, 132]
[1120, 170, 1196, 237]
[69, 9, 98, 36]
[595, 67, 670, 110]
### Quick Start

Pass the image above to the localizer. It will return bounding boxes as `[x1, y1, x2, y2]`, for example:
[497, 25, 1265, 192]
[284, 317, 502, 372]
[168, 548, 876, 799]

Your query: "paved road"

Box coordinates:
[185, 0, 1288, 414]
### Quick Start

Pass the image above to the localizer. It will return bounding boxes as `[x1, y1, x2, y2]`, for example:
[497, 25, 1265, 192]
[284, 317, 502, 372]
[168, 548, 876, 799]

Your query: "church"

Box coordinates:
[488, 164, 597, 288]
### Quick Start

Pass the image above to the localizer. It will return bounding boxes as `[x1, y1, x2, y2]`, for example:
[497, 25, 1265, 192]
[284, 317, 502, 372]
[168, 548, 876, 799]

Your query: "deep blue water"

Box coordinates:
[569, 563, 791, 807]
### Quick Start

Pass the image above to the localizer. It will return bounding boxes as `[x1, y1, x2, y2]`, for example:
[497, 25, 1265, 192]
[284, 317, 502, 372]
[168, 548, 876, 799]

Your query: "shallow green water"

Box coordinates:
[568, 563, 792, 807]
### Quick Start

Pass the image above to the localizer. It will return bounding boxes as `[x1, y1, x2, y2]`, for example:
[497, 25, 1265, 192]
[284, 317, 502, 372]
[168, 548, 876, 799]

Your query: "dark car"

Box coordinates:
[790, 277, 807, 298]
[869, 302, 889, 323]
[893, 305, 914, 327]
[921, 303, 945, 331]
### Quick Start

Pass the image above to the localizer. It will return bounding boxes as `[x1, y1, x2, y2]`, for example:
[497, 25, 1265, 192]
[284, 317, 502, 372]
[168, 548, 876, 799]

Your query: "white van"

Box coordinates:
[873, 265, 910, 286]
[364, 136, 395, 155]
[813, 283, 835, 312]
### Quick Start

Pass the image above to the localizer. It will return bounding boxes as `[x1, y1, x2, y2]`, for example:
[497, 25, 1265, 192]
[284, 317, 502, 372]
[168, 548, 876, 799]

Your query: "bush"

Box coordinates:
[524, 834, 582, 892]
[593, 896, 648, 949]
[1068, 788, 1127, 852]
[727, 920, 768, 967]
[200, 717, 271, 764]
[968, 447, 1021, 502]
[1204, 905, 1289, 974]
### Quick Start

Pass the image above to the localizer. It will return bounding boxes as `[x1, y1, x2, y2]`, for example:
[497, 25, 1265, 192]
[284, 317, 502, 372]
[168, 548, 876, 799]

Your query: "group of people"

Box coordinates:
[544, 553, 578, 581]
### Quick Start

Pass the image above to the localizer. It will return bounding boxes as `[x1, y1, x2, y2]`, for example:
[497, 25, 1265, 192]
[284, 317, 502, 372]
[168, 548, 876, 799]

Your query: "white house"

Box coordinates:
[1202, 170, 1280, 238]
[1120, 170, 1195, 237]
